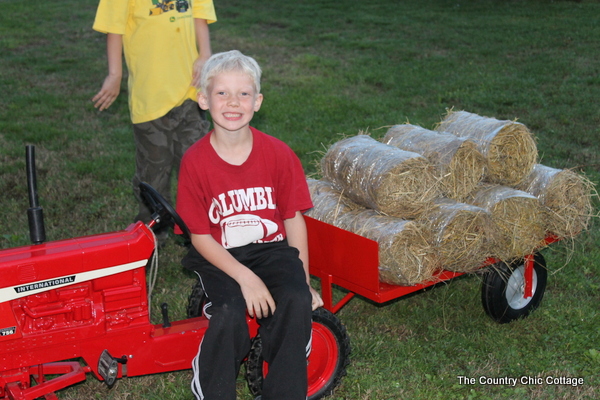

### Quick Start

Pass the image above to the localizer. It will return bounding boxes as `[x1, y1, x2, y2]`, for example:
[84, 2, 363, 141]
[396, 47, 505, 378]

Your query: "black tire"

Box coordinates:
[245, 307, 351, 400]
[187, 279, 208, 318]
[481, 253, 547, 323]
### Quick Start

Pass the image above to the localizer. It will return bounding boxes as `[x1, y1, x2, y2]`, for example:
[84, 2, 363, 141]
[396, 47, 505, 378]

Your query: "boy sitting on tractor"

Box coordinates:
[175, 50, 323, 400]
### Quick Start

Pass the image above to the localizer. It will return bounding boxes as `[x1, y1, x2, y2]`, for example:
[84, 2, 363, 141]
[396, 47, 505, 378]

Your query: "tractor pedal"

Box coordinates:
[98, 350, 127, 388]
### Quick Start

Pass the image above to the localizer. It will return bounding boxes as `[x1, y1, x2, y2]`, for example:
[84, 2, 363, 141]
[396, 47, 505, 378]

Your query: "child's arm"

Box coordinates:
[284, 211, 324, 311]
[92, 33, 123, 111]
[191, 18, 212, 88]
[191, 233, 276, 319]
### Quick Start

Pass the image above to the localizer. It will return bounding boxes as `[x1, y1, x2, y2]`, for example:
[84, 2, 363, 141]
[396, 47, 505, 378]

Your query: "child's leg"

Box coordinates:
[244, 243, 313, 400]
[132, 100, 207, 223]
[132, 121, 174, 224]
[172, 100, 210, 170]
[183, 242, 313, 400]
[184, 250, 251, 400]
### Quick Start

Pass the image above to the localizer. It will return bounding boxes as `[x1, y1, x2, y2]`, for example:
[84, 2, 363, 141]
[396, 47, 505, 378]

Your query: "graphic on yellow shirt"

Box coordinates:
[149, 0, 189, 16]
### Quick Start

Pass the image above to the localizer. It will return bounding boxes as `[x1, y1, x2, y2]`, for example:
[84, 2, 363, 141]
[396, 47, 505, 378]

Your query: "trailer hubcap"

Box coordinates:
[505, 265, 537, 310]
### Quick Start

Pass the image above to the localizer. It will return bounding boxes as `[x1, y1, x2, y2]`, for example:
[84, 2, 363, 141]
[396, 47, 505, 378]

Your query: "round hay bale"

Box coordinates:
[418, 198, 498, 272]
[335, 209, 439, 286]
[306, 179, 362, 224]
[436, 111, 537, 186]
[517, 164, 596, 238]
[321, 135, 440, 218]
[383, 124, 486, 201]
[468, 184, 546, 261]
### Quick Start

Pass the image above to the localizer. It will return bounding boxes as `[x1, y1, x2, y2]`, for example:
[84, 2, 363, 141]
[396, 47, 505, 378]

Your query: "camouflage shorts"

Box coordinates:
[132, 99, 210, 223]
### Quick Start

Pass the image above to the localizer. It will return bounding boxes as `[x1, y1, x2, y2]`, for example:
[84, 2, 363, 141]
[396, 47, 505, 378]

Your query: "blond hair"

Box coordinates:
[200, 50, 262, 94]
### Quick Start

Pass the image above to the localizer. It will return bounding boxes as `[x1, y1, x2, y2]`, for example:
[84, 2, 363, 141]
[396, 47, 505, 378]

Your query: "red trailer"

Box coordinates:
[305, 215, 557, 323]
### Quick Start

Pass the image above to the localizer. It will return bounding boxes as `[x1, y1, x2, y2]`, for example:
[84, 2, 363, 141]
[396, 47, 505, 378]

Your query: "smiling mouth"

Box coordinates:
[224, 112, 242, 119]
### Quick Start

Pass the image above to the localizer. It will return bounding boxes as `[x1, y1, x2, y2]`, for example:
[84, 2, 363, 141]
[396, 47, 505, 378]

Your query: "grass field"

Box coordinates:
[1, 0, 599, 399]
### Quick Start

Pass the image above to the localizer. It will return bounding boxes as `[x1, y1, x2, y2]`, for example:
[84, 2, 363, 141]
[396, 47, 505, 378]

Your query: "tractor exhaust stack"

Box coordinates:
[26, 145, 46, 244]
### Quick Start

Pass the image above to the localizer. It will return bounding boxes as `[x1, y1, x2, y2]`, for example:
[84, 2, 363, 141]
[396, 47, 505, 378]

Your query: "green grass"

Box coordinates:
[1, 0, 599, 399]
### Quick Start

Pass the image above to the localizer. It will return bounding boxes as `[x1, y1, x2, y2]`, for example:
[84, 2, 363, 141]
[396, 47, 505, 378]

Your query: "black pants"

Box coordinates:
[182, 240, 312, 400]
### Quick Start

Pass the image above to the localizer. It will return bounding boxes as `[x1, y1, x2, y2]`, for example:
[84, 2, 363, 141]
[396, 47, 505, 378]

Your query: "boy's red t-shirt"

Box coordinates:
[175, 127, 313, 249]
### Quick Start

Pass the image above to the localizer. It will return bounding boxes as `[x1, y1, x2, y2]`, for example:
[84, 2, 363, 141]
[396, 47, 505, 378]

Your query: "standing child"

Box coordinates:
[92, 0, 216, 244]
[176, 50, 324, 400]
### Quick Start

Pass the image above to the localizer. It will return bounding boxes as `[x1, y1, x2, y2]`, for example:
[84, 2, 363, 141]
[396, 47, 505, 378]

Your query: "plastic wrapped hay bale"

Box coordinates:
[321, 135, 440, 218]
[335, 209, 439, 286]
[418, 198, 498, 272]
[383, 124, 486, 201]
[468, 184, 546, 261]
[436, 111, 537, 186]
[517, 164, 596, 238]
[306, 179, 362, 224]
[305, 180, 438, 285]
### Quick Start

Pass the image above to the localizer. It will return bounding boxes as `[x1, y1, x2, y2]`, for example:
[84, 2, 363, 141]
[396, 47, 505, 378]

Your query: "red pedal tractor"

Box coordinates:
[0, 146, 350, 400]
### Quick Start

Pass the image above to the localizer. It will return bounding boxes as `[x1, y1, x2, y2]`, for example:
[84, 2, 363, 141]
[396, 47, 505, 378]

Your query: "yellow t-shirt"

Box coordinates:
[93, 0, 217, 124]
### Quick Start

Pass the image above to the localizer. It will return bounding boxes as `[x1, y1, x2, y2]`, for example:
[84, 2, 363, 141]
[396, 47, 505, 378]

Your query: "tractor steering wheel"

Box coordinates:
[139, 182, 191, 240]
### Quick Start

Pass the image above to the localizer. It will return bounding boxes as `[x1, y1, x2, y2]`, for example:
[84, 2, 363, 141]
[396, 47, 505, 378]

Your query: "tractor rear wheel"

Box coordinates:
[187, 279, 208, 318]
[245, 307, 350, 399]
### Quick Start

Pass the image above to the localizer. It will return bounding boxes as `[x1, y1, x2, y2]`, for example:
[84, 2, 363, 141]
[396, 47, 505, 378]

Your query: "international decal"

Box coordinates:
[14, 276, 76, 294]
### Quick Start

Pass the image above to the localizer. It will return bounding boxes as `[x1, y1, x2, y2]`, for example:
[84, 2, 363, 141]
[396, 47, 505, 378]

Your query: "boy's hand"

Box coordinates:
[92, 74, 121, 111]
[238, 269, 276, 319]
[309, 286, 324, 311]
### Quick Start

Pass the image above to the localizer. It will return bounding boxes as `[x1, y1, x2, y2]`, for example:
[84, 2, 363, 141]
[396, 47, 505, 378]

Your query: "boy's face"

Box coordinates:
[198, 71, 263, 135]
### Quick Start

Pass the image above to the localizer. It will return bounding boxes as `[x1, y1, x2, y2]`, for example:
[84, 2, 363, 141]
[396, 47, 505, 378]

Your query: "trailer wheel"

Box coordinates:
[245, 307, 350, 399]
[481, 253, 547, 323]
[187, 279, 208, 318]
